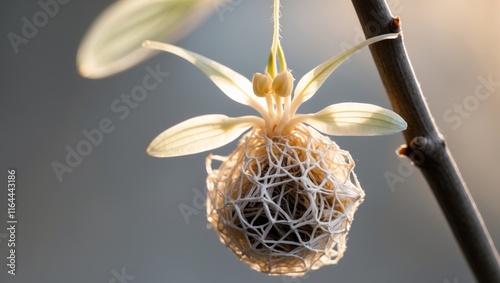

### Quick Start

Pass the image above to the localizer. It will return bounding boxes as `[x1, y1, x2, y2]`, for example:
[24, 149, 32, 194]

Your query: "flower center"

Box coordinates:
[252, 70, 295, 136]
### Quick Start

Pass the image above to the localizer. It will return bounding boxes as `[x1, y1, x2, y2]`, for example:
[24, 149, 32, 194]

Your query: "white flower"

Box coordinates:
[144, 33, 406, 158]
[143, 32, 406, 275]
[77, 0, 227, 79]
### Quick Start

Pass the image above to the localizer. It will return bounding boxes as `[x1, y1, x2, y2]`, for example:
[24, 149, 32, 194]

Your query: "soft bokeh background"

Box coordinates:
[1, 1, 499, 282]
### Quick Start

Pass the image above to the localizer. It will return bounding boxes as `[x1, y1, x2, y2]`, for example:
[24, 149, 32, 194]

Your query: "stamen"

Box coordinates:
[265, 92, 276, 123]
[275, 95, 283, 122]
[272, 70, 294, 98]
[252, 73, 272, 97]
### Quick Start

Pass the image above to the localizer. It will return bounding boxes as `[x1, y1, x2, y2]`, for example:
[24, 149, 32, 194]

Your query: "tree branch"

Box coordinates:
[350, 0, 500, 282]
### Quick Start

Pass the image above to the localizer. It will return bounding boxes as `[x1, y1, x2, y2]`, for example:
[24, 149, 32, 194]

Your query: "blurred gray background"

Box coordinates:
[1, 1, 499, 282]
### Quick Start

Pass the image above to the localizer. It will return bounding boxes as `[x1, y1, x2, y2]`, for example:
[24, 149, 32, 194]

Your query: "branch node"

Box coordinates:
[389, 16, 401, 33]
[396, 137, 432, 166]
[410, 136, 428, 150]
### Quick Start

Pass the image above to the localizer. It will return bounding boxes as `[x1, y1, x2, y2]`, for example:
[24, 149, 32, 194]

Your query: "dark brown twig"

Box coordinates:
[350, 0, 500, 282]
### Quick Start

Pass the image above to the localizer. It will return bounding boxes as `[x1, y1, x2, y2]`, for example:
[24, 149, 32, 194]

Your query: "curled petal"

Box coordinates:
[291, 33, 400, 114]
[77, 0, 221, 79]
[147, 114, 263, 157]
[296, 102, 407, 136]
[143, 40, 268, 116]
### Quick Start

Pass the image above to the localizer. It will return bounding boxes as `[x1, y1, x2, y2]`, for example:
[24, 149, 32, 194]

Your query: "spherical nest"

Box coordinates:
[206, 124, 364, 276]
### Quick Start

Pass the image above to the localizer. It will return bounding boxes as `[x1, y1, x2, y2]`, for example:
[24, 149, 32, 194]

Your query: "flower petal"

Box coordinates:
[77, 0, 222, 79]
[291, 33, 399, 114]
[301, 102, 407, 136]
[147, 114, 262, 157]
[143, 40, 267, 114]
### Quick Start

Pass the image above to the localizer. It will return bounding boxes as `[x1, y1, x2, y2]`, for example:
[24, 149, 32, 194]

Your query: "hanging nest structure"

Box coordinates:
[206, 124, 365, 276]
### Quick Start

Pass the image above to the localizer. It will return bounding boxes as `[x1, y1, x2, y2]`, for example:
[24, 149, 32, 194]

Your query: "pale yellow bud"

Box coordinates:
[272, 70, 294, 98]
[252, 72, 273, 97]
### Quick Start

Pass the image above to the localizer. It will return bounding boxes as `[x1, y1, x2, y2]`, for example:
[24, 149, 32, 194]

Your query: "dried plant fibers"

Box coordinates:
[206, 124, 365, 276]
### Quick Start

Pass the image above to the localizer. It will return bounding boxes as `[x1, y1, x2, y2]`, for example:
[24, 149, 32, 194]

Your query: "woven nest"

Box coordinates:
[206, 124, 364, 276]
